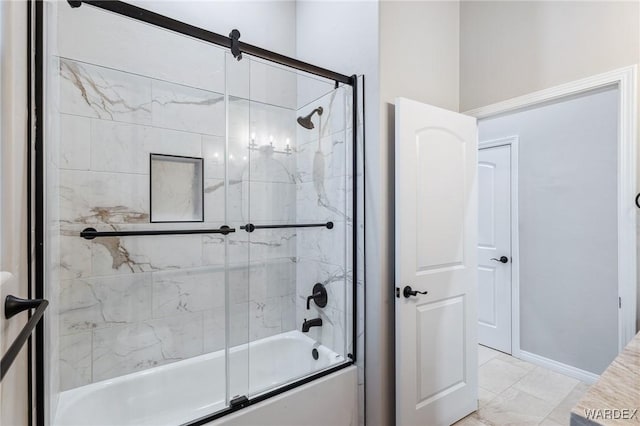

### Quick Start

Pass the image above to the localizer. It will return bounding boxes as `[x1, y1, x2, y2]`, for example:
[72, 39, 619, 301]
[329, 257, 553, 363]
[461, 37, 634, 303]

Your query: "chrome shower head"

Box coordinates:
[296, 107, 323, 129]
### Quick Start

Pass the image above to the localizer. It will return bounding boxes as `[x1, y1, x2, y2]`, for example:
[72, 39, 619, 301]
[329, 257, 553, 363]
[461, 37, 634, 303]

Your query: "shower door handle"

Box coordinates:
[80, 225, 235, 239]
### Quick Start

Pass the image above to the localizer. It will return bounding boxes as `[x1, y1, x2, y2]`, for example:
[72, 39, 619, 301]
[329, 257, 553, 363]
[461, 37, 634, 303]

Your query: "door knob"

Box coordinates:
[403, 285, 428, 298]
[490, 256, 509, 264]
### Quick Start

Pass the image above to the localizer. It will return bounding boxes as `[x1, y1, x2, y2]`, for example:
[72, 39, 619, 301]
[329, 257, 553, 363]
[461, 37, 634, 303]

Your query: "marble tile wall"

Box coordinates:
[294, 86, 353, 358]
[294, 80, 365, 426]
[53, 57, 299, 391]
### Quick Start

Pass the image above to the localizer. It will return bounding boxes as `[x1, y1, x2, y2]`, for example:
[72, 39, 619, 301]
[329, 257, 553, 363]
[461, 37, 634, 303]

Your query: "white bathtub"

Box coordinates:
[53, 331, 345, 426]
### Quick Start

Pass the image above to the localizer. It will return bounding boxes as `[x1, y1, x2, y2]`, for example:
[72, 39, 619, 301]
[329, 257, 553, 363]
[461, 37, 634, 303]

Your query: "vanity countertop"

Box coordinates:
[570, 332, 640, 425]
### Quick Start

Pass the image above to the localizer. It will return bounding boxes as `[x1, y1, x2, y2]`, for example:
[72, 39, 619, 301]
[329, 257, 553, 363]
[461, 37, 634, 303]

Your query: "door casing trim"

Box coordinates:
[478, 137, 520, 357]
[467, 65, 638, 353]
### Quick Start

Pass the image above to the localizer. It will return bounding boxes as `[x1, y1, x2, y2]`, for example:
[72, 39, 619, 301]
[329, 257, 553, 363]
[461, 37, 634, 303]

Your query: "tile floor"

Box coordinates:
[454, 345, 591, 426]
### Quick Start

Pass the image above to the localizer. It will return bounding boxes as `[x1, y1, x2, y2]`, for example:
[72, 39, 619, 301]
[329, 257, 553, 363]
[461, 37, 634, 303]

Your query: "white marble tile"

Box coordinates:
[59, 332, 92, 391]
[202, 135, 225, 180]
[247, 148, 296, 184]
[296, 260, 347, 310]
[92, 312, 204, 382]
[247, 260, 296, 301]
[478, 344, 502, 365]
[296, 176, 348, 223]
[59, 58, 152, 124]
[229, 96, 296, 148]
[478, 387, 556, 426]
[512, 366, 579, 405]
[247, 181, 297, 223]
[56, 233, 93, 280]
[204, 179, 225, 223]
[59, 170, 149, 225]
[151, 79, 224, 136]
[250, 231, 297, 262]
[57, 2, 226, 94]
[202, 233, 229, 268]
[203, 307, 226, 353]
[297, 221, 346, 267]
[297, 86, 347, 143]
[478, 357, 531, 394]
[60, 114, 91, 170]
[92, 234, 203, 275]
[280, 294, 296, 332]
[228, 266, 250, 305]
[152, 266, 225, 318]
[90, 120, 202, 174]
[248, 297, 282, 341]
[295, 132, 347, 184]
[59, 273, 152, 335]
[228, 302, 249, 347]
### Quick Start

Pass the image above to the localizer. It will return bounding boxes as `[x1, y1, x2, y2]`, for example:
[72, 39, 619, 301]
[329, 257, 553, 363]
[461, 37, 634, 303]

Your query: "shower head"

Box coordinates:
[296, 107, 323, 129]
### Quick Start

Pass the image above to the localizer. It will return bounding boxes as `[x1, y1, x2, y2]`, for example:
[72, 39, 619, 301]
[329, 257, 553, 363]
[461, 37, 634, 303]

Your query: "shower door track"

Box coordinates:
[67, 0, 356, 87]
[30, 1, 362, 425]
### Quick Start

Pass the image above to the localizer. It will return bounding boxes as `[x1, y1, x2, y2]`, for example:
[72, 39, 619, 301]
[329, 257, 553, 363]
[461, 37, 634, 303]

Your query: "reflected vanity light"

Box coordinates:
[247, 133, 292, 156]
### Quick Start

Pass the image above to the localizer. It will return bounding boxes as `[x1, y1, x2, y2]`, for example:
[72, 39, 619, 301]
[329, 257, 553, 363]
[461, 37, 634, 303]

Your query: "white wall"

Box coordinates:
[295, 3, 379, 424]
[460, 1, 640, 111]
[376, 1, 461, 424]
[479, 87, 620, 374]
[0, 1, 31, 425]
[127, 0, 296, 57]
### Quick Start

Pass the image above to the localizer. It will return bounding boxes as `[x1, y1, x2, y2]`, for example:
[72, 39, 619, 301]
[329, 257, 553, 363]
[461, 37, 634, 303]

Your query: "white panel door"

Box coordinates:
[395, 98, 478, 426]
[478, 145, 512, 354]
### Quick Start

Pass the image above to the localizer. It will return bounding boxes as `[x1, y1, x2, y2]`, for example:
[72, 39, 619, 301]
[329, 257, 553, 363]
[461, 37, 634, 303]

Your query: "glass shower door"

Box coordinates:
[45, 2, 235, 424]
[236, 55, 354, 399]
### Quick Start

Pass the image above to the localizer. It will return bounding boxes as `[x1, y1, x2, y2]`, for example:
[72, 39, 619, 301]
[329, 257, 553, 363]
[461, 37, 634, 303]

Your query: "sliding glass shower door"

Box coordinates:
[40, 2, 356, 425]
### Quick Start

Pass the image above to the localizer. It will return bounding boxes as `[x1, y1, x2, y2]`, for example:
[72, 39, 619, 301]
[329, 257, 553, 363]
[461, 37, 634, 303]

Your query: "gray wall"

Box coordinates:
[479, 87, 620, 374]
[460, 0, 640, 336]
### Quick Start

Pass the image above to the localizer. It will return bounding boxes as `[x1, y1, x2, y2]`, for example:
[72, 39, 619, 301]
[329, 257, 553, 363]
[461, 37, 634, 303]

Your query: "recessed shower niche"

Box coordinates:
[150, 154, 204, 222]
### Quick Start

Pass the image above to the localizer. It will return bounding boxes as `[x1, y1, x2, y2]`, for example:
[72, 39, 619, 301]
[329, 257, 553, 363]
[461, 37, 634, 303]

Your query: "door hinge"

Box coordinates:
[619, 297, 622, 308]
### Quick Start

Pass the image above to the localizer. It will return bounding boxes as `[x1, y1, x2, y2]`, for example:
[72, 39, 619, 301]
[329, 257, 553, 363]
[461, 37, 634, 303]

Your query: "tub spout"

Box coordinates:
[302, 317, 323, 332]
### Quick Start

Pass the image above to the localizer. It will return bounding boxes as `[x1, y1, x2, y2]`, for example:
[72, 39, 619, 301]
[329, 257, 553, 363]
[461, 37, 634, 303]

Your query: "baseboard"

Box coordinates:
[518, 351, 600, 384]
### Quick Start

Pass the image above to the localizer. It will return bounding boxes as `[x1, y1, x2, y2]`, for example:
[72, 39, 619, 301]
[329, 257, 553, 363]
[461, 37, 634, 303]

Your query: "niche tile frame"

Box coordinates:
[149, 153, 205, 223]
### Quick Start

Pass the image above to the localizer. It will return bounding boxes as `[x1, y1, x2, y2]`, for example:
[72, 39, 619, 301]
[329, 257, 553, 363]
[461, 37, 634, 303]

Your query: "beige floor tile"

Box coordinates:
[477, 387, 556, 426]
[479, 358, 531, 394]
[452, 412, 488, 426]
[512, 366, 579, 405]
[539, 417, 565, 426]
[546, 382, 591, 425]
[479, 345, 502, 366]
[497, 353, 537, 372]
[479, 387, 499, 407]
